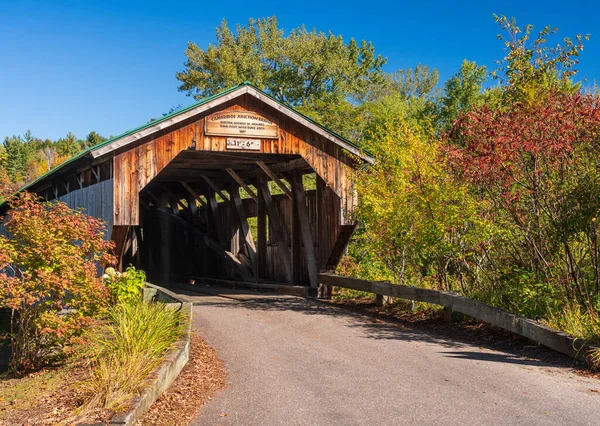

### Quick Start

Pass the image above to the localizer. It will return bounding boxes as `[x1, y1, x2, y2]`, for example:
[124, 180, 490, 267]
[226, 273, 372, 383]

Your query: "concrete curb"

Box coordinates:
[319, 273, 599, 365]
[103, 284, 192, 426]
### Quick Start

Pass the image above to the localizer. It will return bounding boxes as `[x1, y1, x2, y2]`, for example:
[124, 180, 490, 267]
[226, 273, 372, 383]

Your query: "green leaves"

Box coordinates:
[176, 16, 386, 137]
[103, 265, 146, 306]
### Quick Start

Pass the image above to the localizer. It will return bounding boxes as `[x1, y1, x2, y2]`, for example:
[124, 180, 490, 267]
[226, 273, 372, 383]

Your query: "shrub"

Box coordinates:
[103, 266, 146, 305]
[78, 300, 185, 412]
[0, 192, 115, 371]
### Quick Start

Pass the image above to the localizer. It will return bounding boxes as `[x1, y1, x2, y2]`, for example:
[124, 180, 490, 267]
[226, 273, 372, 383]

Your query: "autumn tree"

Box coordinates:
[0, 193, 115, 371]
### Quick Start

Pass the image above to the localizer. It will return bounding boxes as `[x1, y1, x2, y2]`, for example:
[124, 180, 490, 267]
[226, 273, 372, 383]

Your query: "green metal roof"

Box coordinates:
[12, 81, 371, 197]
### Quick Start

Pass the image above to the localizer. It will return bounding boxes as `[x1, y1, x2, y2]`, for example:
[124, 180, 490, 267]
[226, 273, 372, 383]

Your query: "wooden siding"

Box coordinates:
[113, 94, 358, 227]
[58, 179, 114, 238]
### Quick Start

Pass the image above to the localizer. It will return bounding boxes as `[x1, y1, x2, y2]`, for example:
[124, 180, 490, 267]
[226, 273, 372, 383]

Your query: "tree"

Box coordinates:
[388, 64, 439, 100]
[0, 193, 115, 371]
[448, 91, 600, 315]
[56, 132, 82, 157]
[84, 131, 106, 149]
[176, 17, 386, 136]
[354, 111, 491, 290]
[491, 14, 588, 103]
[439, 60, 489, 128]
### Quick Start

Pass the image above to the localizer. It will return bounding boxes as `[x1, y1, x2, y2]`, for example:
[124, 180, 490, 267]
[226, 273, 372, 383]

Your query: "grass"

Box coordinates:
[0, 366, 72, 422]
[76, 300, 185, 414]
[546, 303, 600, 369]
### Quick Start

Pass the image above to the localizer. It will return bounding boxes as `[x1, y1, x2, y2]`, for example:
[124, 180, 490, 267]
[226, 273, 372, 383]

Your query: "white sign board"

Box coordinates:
[226, 138, 261, 151]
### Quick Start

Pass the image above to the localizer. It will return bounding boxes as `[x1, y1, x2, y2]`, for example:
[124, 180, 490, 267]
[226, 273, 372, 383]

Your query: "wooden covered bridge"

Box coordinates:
[10, 82, 372, 293]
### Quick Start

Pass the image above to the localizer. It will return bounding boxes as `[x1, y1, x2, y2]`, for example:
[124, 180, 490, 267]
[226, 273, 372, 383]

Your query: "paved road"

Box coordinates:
[176, 288, 599, 426]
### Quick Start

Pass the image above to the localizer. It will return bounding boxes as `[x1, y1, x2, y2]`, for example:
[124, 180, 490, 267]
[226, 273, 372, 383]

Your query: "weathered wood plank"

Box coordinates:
[258, 179, 292, 282]
[292, 171, 318, 288]
[226, 168, 258, 202]
[257, 161, 292, 199]
[231, 185, 257, 272]
[257, 175, 267, 279]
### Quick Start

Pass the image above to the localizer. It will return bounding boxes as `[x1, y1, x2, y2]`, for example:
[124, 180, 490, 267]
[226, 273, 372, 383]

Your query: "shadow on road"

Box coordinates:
[166, 283, 577, 370]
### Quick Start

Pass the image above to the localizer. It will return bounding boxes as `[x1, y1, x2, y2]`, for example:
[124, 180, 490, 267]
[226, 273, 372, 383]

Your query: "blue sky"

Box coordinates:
[1, 0, 599, 141]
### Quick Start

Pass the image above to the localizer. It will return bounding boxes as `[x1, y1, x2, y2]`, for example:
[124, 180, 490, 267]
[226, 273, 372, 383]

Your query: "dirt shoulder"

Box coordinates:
[136, 332, 227, 425]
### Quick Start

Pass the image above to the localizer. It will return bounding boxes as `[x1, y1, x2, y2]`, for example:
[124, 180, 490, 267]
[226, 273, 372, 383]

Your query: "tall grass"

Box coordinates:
[77, 301, 185, 413]
[546, 303, 600, 369]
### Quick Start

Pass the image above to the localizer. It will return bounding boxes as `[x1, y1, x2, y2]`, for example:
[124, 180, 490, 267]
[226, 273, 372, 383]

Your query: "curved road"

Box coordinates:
[171, 288, 599, 426]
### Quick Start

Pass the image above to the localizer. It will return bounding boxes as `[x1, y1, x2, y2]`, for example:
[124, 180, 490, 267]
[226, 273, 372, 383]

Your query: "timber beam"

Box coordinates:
[257, 161, 292, 199]
[201, 174, 230, 202]
[180, 181, 207, 207]
[226, 168, 258, 202]
[238, 158, 309, 179]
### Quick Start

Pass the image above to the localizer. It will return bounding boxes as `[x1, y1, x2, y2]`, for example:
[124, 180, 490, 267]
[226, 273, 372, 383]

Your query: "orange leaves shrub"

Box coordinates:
[0, 192, 115, 371]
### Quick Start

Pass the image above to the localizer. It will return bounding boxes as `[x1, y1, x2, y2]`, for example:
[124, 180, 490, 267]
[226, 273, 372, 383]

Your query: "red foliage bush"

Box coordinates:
[0, 192, 115, 371]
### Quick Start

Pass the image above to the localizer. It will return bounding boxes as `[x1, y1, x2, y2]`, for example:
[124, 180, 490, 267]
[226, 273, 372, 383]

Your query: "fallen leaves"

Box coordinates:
[136, 332, 227, 425]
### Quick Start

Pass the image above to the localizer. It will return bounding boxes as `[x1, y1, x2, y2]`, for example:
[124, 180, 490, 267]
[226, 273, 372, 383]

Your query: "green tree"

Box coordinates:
[56, 132, 82, 157]
[176, 16, 386, 136]
[491, 14, 588, 103]
[84, 131, 107, 149]
[439, 60, 488, 128]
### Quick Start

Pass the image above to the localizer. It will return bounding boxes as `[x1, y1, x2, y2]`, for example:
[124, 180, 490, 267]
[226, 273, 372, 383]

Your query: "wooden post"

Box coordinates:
[257, 175, 267, 279]
[292, 170, 318, 289]
[207, 189, 227, 247]
[159, 193, 171, 282]
[231, 184, 257, 274]
[443, 306, 453, 322]
[258, 178, 293, 282]
[316, 175, 332, 298]
[229, 182, 240, 261]
[291, 173, 302, 285]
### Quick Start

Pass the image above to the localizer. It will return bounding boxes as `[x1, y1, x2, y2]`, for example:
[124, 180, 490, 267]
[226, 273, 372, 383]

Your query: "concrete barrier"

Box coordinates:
[319, 273, 597, 364]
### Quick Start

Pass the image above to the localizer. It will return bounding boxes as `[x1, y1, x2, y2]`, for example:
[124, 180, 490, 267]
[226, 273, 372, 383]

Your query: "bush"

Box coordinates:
[0, 192, 115, 372]
[78, 300, 185, 412]
[103, 266, 146, 305]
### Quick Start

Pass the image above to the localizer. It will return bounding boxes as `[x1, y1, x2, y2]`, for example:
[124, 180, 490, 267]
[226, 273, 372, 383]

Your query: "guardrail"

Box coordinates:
[318, 273, 595, 363]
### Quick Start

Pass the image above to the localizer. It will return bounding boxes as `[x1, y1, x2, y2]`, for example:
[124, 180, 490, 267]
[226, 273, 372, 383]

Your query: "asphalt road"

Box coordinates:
[181, 289, 600, 426]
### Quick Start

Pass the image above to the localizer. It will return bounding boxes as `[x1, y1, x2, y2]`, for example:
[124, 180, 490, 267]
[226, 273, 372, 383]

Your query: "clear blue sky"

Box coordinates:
[1, 0, 599, 141]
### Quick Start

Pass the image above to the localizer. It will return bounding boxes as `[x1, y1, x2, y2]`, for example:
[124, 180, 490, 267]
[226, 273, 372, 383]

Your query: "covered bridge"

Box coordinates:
[7, 82, 373, 293]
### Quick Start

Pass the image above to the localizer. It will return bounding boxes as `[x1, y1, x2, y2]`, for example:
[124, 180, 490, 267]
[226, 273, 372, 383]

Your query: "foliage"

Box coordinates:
[0, 130, 106, 200]
[354, 112, 493, 291]
[176, 16, 386, 137]
[77, 300, 184, 412]
[0, 192, 115, 371]
[103, 266, 146, 305]
[343, 15, 600, 352]
[491, 14, 588, 103]
[448, 91, 600, 316]
[439, 60, 490, 128]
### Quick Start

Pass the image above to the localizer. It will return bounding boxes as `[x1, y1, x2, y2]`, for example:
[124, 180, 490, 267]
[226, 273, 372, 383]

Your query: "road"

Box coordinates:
[172, 288, 600, 426]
